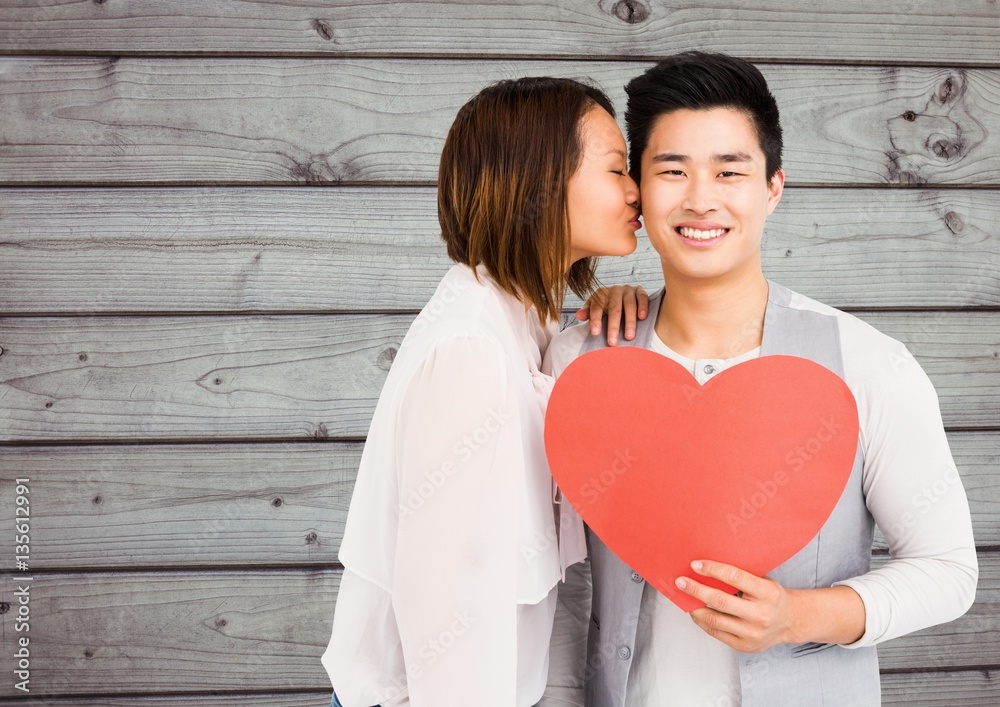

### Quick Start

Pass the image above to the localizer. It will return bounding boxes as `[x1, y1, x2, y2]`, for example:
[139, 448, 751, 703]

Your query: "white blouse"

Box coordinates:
[323, 263, 587, 707]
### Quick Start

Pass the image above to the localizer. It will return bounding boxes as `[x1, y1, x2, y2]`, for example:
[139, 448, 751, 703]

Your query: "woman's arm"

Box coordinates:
[392, 333, 524, 705]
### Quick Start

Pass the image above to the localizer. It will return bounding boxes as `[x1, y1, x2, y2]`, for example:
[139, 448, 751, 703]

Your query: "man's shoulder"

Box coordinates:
[543, 321, 591, 378]
[776, 283, 915, 380]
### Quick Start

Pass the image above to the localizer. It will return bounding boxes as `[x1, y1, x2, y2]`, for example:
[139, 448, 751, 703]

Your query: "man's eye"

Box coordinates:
[719, 171, 741, 178]
[659, 170, 684, 176]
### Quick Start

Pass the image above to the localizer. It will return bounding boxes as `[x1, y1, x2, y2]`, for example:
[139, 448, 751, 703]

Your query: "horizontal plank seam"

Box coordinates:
[2, 184, 1000, 192]
[3, 307, 1000, 319]
[0, 440, 365, 450]
[880, 664, 999, 676]
[3, 426, 997, 446]
[2, 181, 1000, 190]
[1, 51, 1000, 70]
[2, 426, 997, 447]
[0, 687, 336, 702]
[0, 565, 345, 578]
[0, 437, 371, 447]
[7, 547, 999, 575]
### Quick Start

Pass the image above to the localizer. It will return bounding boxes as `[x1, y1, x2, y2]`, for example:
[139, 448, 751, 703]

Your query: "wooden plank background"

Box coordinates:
[1, 1, 999, 65]
[0, 59, 998, 186]
[0, 1, 997, 704]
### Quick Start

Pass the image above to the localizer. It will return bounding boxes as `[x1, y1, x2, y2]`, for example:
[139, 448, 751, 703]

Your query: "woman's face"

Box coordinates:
[567, 106, 641, 263]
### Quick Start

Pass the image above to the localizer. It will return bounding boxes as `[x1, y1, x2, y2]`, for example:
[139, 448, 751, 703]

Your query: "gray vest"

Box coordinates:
[580, 281, 880, 707]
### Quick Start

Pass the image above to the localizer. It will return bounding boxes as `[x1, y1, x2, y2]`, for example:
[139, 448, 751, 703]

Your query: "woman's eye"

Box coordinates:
[611, 170, 625, 175]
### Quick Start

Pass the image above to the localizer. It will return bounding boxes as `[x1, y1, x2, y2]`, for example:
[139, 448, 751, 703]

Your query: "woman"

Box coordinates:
[322, 77, 642, 706]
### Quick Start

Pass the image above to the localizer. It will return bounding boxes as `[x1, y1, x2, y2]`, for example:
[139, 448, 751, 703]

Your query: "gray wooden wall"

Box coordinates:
[0, 1, 998, 704]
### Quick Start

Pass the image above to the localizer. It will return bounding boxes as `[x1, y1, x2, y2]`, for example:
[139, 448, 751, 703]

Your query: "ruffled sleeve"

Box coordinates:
[390, 333, 524, 705]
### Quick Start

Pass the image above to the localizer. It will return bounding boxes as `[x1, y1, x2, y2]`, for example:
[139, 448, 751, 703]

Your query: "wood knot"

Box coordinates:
[940, 77, 954, 101]
[936, 74, 966, 104]
[784, 249, 793, 257]
[0, 602, 10, 614]
[78, 352, 88, 362]
[377, 347, 398, 372]
[930, 136, 964, 159]
[0, 346, 4, 356]
[214, 377, 223, 386]
[313, 422, 330, 440]
[92, 0, 106, 4]
[305, 531, 319, 545]
[45, 401, 53, 409]
[611, 0, 651, 23]
[312, 19, 334, 41]
[93, 495, 103, 505]
[215, 617, 228, 628]
[84, 649, 95, 658]
[943, 211, 965, 234]
[272, 497, 283, 508]
[902, 111, 918, 122]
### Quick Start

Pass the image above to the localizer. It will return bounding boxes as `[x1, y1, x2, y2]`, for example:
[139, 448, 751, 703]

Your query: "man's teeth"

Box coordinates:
[679, 227, 727, 240]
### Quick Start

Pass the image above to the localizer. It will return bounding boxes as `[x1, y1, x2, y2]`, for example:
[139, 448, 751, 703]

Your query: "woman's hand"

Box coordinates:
[575, 285, 649, 346]
[675, 560, 866, 652]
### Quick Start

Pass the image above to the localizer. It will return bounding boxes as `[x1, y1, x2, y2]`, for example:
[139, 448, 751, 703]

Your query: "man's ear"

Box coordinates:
[765, 168, 785, 215]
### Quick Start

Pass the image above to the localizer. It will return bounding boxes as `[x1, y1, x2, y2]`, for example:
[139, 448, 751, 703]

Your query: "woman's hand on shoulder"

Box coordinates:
[575, 285, 649, 346]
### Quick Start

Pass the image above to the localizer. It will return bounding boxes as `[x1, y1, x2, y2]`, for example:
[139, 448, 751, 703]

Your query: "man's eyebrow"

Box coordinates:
[714, 152, 754, 163]
[650, 151, 754, 163]
[651, 152, 687, 163]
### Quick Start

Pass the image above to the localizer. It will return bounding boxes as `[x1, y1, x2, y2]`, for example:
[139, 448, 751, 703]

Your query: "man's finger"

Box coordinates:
[690, 607, 746, 644]
[675, 575, 750, 619]
[690, 560, 766, 597]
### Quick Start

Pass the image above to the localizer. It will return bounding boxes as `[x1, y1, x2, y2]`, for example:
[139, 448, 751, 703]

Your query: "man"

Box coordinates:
[543, 52, 977, 707]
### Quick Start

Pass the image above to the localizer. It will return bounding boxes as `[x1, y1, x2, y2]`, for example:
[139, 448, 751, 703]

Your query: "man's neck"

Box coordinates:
[654, 270, 769, 360]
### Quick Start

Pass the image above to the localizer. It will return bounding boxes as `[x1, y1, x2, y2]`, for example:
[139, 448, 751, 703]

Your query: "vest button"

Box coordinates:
[703, 364, 716, 374]
[618, 646, 631, 660]
[631, 571, 643, 582]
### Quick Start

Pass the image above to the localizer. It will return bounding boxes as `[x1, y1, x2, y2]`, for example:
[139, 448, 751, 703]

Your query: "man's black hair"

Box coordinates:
[624, 51, 783, 182]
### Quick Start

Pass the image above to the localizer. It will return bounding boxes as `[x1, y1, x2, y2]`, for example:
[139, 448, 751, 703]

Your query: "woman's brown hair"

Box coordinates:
[437, 76, 616, 324]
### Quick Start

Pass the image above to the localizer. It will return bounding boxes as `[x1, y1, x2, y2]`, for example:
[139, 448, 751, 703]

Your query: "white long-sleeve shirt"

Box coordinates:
[541, 286, 978, 706]
[323, 263, 586, 707]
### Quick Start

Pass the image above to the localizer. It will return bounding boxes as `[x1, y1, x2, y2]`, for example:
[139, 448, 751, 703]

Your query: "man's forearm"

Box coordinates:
[787, 585, 866, 645]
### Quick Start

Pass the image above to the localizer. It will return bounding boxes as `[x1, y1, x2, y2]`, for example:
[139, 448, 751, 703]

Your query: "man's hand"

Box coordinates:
[675, 560, 867, 652]
[675, 560, 797, 653]
[575, 285, 649, 346]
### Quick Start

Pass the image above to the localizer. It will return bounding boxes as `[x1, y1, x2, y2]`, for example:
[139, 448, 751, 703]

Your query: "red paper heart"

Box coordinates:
[544, 347, 859, 612]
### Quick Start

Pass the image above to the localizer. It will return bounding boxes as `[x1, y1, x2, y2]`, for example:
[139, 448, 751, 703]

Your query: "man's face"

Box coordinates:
[638, 107, 784, 285]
